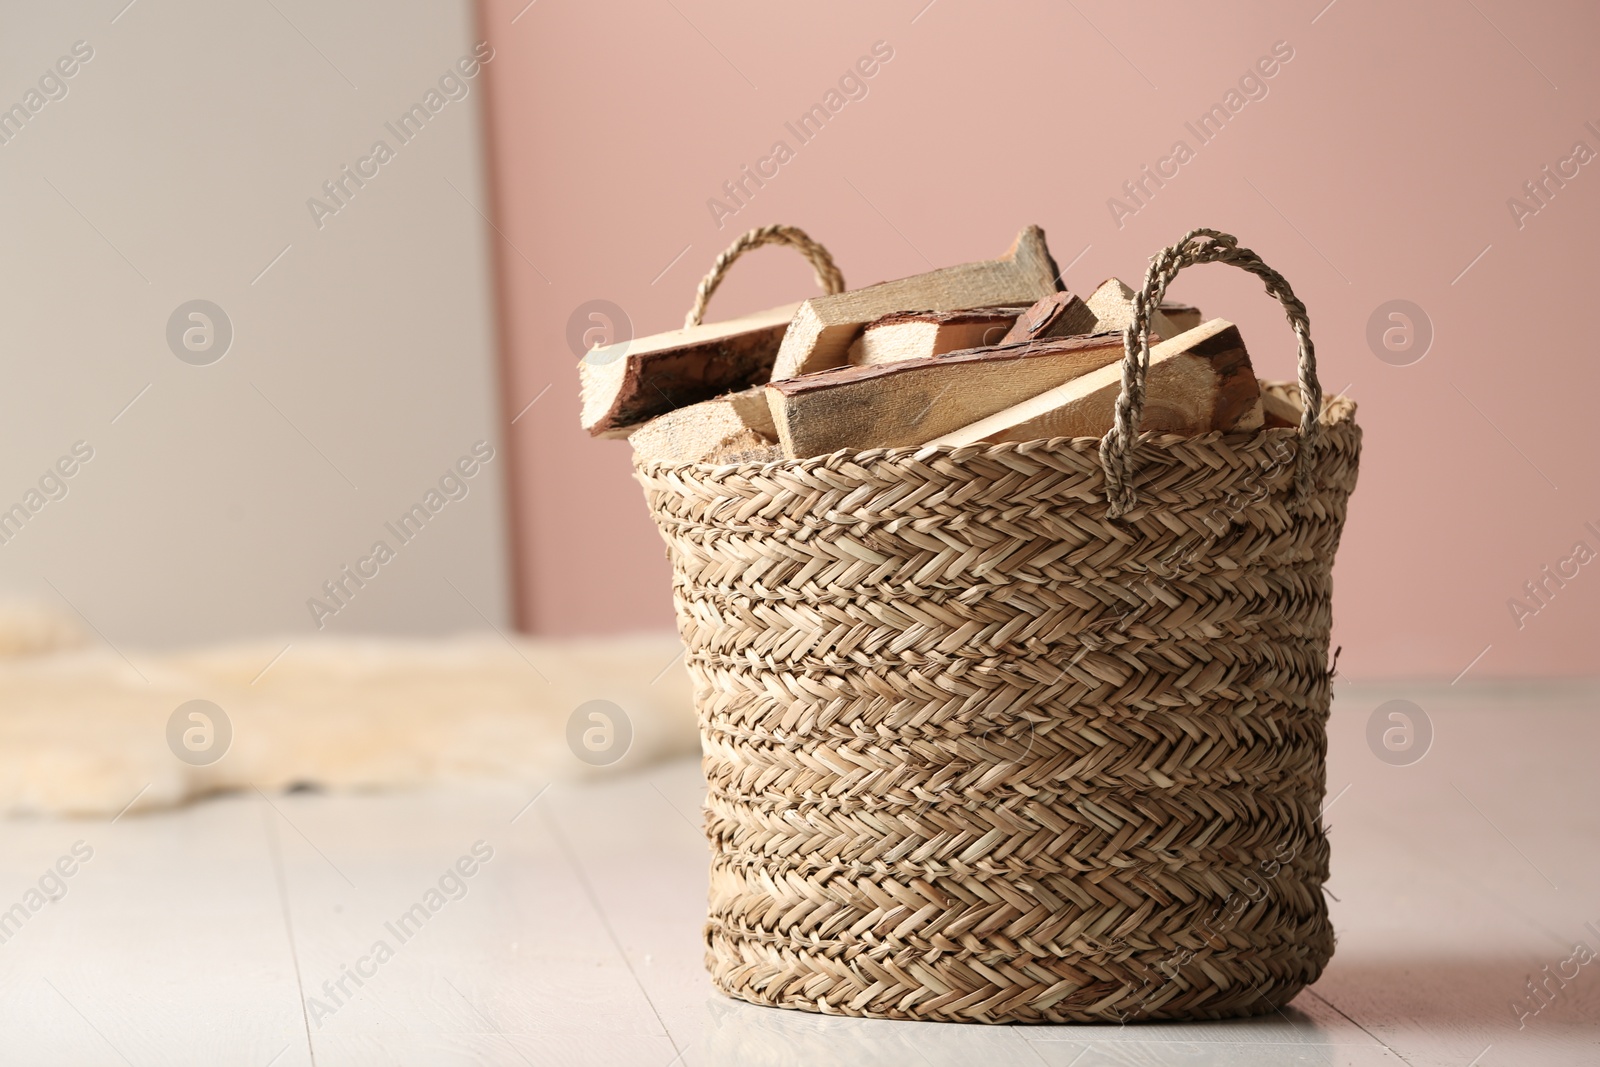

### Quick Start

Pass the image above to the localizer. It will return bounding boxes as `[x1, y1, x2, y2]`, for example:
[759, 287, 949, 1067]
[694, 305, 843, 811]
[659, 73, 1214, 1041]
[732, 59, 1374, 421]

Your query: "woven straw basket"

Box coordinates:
[633, 227, 1361, 1024]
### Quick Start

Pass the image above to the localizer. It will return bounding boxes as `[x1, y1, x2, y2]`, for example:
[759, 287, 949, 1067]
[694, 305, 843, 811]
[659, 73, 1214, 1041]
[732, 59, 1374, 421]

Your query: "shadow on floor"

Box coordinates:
[695, 954, 1600, 1066]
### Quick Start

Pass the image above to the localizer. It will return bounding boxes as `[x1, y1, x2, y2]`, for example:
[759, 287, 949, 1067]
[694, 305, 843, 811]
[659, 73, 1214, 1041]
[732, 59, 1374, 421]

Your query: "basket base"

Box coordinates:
[706, 930, 1330, 1025]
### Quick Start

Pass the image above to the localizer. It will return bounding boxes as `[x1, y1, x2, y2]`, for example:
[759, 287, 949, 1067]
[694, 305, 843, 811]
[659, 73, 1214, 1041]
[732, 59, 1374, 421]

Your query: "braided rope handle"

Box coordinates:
[1099, 229, 1324, 517]
[684, 225, 845, 328]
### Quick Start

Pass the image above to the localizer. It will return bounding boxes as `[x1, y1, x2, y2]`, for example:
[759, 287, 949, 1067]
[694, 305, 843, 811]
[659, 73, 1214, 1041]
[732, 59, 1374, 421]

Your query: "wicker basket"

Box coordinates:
[634, 228, 1361, 1024]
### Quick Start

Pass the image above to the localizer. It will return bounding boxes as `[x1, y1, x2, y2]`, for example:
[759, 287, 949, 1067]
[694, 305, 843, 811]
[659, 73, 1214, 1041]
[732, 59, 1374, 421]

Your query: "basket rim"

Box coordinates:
[633, 383, 1358, 477]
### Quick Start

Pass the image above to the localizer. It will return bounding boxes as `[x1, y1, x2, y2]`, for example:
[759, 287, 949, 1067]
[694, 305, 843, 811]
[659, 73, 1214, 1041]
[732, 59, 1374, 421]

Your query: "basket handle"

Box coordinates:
[1098, 228, 1324, 518]
[684, 225, 845, 328]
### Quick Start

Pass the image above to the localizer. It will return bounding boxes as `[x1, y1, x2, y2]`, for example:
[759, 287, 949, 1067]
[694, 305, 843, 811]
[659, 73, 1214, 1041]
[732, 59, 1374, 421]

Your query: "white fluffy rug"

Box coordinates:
[0, 603, 697, 817]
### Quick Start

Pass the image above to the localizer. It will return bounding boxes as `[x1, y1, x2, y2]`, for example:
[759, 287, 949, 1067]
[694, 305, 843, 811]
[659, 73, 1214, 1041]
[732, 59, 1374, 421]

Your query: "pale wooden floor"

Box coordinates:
[1, 681, 1596, 1066]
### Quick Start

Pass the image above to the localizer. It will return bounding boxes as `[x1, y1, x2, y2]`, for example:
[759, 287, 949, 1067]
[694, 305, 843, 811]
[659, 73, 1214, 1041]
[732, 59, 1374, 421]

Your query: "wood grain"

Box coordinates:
[767, 226, 1062, 381]
[1159, 300, 1204, 334]
[930, 318, 1264, 445]
[766, 333, 1126, 458]
[999, 291, 1099, 343]
[1262, 384, 1303, 429]
[847, 308, 1021, 367]
[579, 302, 797, 438]
[628, 387, 777, 465]
[1085, 278, 1182, 342]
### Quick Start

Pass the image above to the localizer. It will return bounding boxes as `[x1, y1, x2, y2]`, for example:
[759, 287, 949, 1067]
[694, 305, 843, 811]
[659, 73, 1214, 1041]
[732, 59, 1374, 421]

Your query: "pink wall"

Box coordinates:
[480, 0, 1599, 680]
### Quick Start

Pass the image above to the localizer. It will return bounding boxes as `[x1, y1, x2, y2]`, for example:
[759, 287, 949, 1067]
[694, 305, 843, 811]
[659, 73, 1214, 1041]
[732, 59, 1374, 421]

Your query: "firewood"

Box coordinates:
[847, 308, 1022, 366]
[766, 333, 1127, 458]
[723, 384, 778, 438]
[706, 431, 784, 465]
[767, 226, 1061, 381]
[929, 319, 1264, 446]
[580, 303, 796, 438]
[1159, 301, 1204, 334]
[1085, 279, 1182, 341]
[1000, 291, 1099, 343]
[1261, 385, 1302, 429]
[627, 387, 777, 465]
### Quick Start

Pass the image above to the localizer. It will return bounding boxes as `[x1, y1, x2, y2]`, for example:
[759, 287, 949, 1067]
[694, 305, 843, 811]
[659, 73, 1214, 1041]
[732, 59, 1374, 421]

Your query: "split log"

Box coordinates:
[847, 308, 1022, 366]
[1085, 278, 1182, 341]
[767, 226, 1062, 381]
[627, 387, 778, 465]
[766, 333, 1127, 458]
[1261, 385, 1302, 429]
[929, 319, 1264, 446]
[580, 303, 796, 438]
[705, 432, 784, 465]
[1159, 301, 1204, 334]
[1000, 291, 1099, 343]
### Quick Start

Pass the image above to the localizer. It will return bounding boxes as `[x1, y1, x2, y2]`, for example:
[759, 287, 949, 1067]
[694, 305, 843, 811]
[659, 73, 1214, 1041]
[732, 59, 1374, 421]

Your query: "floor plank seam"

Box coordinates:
[1305, 988, 1412, 1065]
[261, 799, 318, 1067]
[542, 803, 688, 1064]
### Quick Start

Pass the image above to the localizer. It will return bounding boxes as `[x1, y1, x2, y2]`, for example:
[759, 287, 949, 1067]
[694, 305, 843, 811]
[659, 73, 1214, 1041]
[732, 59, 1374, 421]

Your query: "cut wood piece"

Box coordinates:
[1261, 385, 1302, 429]
[720, 384, 778, 439]
[1085, 278, 1181, 342]
[766, 333, 1127, 459]
[1000, 292, 1099, 343]
[1160, 301, 1204, 334]
[929, 319, 1265, 447]
[580, 302, 797, 438]
[706, 431, 783, 465]
[627, 387, 777, 465]
[847, 308, 1022, 367]
[768, 226, 1062, 381]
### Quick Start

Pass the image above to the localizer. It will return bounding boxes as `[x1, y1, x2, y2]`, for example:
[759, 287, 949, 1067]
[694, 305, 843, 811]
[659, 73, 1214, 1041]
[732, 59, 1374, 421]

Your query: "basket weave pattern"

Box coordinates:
[637, 386, 1360, 1023]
